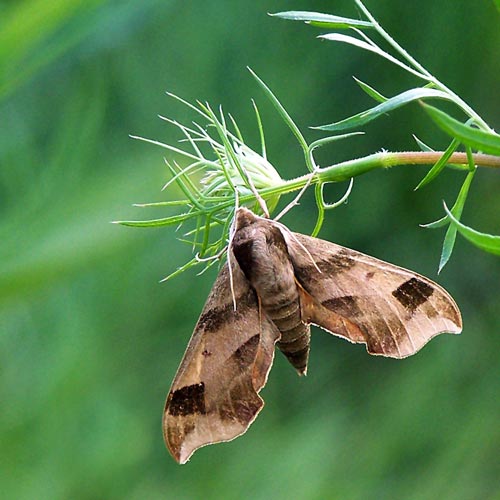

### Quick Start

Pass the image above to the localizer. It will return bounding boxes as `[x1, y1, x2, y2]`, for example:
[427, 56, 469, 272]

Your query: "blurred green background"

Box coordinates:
[1, 0, 499, 498]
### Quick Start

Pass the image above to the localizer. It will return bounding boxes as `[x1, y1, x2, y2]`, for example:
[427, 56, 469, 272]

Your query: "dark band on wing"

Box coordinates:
[219, 379, 262, 425]
[295, 248, 356, 281]
[392, 278, 434, 313]
[167, 382, 206, 416]
[322, 295, 362, 317]
[197, 288, 256, 333]
[232, 334, 259, 369]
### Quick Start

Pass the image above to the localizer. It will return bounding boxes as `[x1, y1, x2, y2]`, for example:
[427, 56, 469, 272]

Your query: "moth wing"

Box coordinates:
[284, 231, 462, 358]
[163, 258, 280, 464]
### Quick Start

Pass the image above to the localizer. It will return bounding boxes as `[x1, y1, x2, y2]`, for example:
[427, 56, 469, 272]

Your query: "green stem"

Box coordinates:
[258, 150, 500, 201]
[386, 151, 500, 168]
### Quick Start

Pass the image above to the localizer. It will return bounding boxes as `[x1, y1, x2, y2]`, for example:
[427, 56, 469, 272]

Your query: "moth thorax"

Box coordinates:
[232, 221, 298, 309]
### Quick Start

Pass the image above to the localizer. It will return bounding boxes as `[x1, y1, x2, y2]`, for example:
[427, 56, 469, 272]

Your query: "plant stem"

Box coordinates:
[386, 151, 500, 168]
[258, 150, 500, 200]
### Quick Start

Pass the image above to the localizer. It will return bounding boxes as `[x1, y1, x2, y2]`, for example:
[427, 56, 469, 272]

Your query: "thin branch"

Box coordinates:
[388, 151, 500, 169]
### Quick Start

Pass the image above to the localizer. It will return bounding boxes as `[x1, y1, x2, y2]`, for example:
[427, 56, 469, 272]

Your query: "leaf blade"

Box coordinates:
[414, 138, 460, 190]
[113, 211, 198, 228]
[316, 88, 450, 132]
[422, 103, 500, 155]
[443, 203, 500, 256]
[270, 11, 373, 29]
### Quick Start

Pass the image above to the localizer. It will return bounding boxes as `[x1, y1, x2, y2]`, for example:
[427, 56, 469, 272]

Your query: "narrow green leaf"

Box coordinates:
[248, 67, 309, 160]
[132, 200, 191, 208]
[352, 77, 387, 103]
[422, 214, 448, 230]
[228, 113, 244, 143]
[438, 169, 474, 271]
[439, 222, 458, 273]
[199, 214, 213, 257]
[312, 183, 325, 237]
[452, 164, 478, 217]
[160, 257, 200, 282]
[113, 211, 198, 228]
[422, 103, 500, 155]
[422, 167, 475, 231]
[443, 203, 500, 255]
[316, 88, 450, 132]
[412, 134, 434, 152]
[308, 132, 364, 152]
[414, 138, 460, 190]
[164, 160, 204, 210]
[318, 33, 427, 79]
[270, 11, 373, 29]
[321, 178, 354, 210]
[251, 99, 267, 158]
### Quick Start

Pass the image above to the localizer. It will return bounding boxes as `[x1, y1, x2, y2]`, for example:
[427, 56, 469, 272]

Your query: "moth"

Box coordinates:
[164, 207, 462, 463]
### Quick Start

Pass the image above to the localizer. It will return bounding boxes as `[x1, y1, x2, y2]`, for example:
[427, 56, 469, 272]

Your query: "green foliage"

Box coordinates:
[116, 95, 285, 278]
[269, 11, 373, 30]
[119, 0, 499, 276]
[115, 69, 366, 275]
[414, 138, 461, 190]
[273, 0, 500, 269]
[443, 203, 500, 255]
[314, 87, 452, 132]
[422, 103, 500, 155]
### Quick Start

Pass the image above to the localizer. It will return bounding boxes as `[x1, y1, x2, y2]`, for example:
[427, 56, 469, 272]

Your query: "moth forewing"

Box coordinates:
[282, 231, 462, 358]
[163, 258, 281, 464]
[163, 207, 462, 463]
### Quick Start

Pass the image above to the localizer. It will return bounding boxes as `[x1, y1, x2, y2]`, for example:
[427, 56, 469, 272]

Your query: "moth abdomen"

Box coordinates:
[271, 313, 310, 375]
[260, 289, 311, 374]
[232, 208, 313, 374]
[276, 328, 311, 376]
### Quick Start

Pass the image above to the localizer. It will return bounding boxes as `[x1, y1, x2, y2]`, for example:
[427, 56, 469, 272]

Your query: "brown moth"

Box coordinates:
[163, 207, 462, 463]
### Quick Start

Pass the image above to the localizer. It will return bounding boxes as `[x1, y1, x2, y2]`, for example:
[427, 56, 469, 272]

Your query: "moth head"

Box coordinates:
[232, 208, 291, 286]
[234, 207, 262, 231]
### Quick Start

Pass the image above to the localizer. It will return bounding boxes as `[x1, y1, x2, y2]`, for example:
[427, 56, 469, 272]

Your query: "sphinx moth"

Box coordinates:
[163, 207, 462, 463]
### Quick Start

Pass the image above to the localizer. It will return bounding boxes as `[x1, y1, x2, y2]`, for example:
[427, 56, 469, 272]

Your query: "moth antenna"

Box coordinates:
[227, 195, 240, 311]
[274, 170, 315, 221]
[273, 220, 322, 274]
[257, 294, 263, 335]
[243, 165, 269, 217]
[227, 245, 237, 311]
[234, 148, 269, 217]
[254, 188, 269, 218]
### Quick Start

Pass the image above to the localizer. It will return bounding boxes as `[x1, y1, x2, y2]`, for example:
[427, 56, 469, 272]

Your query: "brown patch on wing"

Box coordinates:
[392, 277, 434, 313]
[232, 334, 260, 370]
[217, 378, 262, 425]
[322, 295, 363, 318]
[299, 248, 356, 278]
[320, 294, 406, 355]
[319, 248, 356, 274]
[167, 383, 206, 416]
[197, 288, 255, 332]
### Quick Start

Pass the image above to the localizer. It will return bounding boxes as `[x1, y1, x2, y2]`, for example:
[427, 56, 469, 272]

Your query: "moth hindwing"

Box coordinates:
[163, 207, 462, 463]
